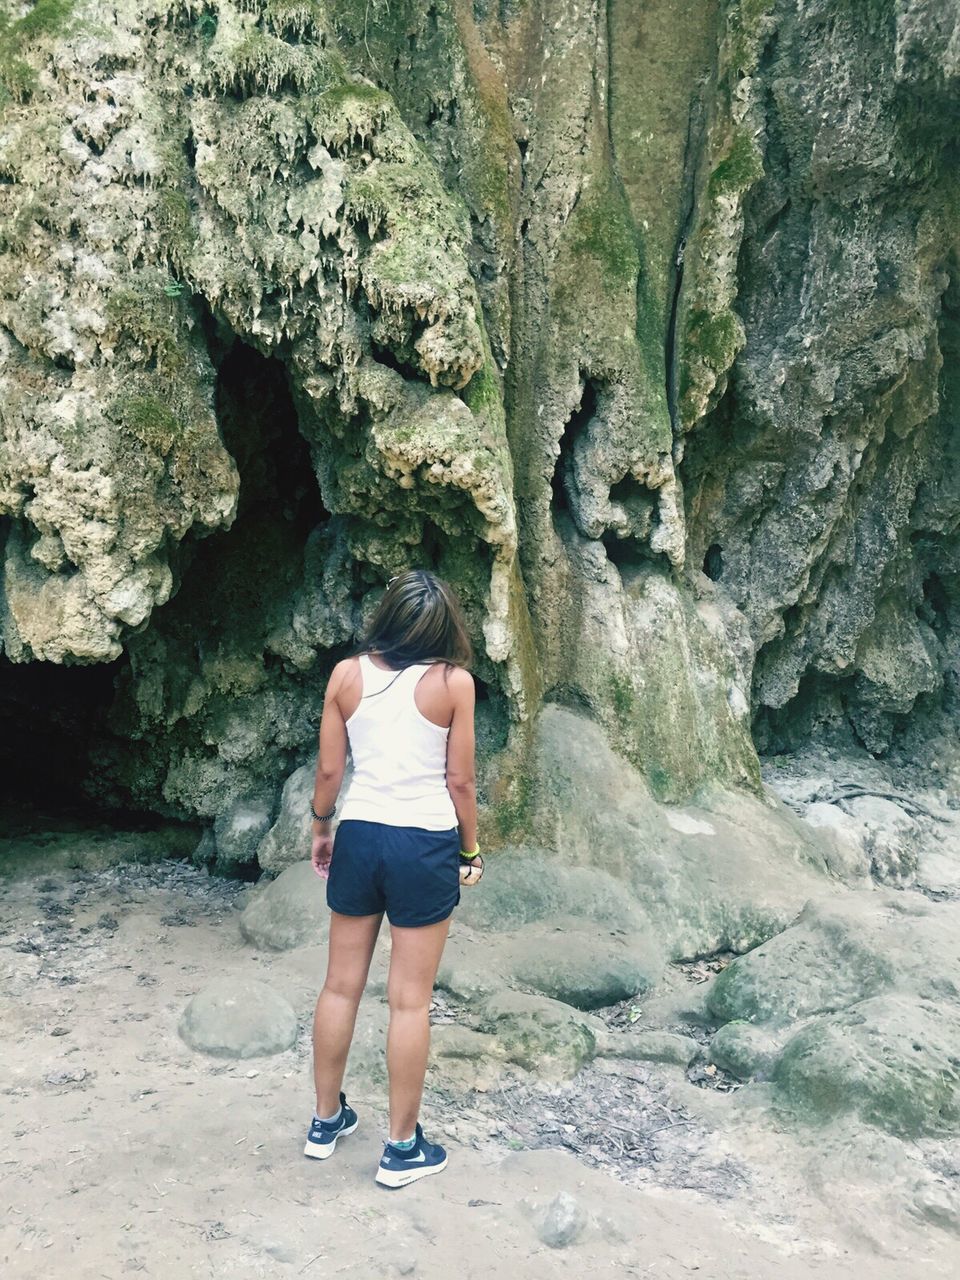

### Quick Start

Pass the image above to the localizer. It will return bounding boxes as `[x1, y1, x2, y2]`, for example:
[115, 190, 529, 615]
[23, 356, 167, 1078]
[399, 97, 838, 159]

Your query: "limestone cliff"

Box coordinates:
[0, 1, 957, 831]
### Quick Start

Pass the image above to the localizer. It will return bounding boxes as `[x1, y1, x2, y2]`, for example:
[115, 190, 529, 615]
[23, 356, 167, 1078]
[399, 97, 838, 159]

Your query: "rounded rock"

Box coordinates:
[479, 990, 598, 1079]
[179, 978, 298, 1058]
[505, 932, 659, 1011]
[537, 1191, 586, 1248]
[709, 1021, 781, 1080]
[239, 861, 328, 951]
[214, 792, 274, 870]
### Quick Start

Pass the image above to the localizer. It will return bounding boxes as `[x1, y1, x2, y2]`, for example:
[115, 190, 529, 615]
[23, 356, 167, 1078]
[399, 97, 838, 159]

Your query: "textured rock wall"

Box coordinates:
[0, 1, 957, 829]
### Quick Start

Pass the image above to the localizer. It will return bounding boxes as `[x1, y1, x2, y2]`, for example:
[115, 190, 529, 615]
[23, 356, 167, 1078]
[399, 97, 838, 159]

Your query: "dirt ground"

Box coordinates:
[2, 851, 958, 1280]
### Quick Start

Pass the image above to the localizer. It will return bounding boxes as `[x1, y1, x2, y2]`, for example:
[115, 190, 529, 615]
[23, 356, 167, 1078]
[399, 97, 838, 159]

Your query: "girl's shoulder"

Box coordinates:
[327, 655, 362, 693]
[432, 663, 474, 699]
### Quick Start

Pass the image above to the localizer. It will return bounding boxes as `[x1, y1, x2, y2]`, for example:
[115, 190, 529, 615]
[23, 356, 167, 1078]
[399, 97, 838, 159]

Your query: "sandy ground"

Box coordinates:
[1, 847, 958, 1280]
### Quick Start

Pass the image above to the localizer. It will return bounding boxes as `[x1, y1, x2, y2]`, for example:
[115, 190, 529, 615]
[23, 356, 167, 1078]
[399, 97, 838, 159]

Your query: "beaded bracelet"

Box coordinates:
[311, 803, 336, 822]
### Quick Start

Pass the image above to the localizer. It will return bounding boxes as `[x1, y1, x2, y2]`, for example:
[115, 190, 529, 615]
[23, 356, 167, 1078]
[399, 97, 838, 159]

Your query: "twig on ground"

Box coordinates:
[823, 787, 942, 821]
[646, 1120, 694, 1137]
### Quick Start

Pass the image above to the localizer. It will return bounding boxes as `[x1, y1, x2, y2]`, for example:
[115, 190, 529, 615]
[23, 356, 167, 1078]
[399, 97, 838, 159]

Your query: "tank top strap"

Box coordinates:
[358, 654, 430, 702]
[394, 661, 432, 700]
[357, 652, 396, 696]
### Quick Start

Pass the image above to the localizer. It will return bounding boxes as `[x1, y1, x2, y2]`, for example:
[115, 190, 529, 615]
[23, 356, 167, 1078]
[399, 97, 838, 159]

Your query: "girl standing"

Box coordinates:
[305, 570, 483, 1187]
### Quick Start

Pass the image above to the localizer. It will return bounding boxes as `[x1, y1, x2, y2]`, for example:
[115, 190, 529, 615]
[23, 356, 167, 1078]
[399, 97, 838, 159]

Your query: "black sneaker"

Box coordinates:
[303, 1092, 358, 1160]
[375, 1123, 447, 1189]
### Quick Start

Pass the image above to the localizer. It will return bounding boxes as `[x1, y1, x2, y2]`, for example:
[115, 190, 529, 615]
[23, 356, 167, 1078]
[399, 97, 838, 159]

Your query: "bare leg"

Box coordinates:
[386, 916, 451, 1141]
[312, 911, 383, 1116]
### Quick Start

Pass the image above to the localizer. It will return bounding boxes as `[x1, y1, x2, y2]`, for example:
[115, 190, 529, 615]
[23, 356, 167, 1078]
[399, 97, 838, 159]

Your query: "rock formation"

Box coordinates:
[1, 1, 957, 828]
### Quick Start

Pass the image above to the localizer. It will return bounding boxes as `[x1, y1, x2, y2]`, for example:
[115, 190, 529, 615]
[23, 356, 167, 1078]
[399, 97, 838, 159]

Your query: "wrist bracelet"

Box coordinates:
[459, 848, 481, 861]
[311, 803, 336, 822]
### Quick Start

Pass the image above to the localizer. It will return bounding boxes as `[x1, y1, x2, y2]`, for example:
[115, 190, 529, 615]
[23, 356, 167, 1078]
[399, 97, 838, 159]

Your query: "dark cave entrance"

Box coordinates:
[0, 651, 145, 839]
[0, 335, 329, 856]
[159, 333, 327, 654]
[551, 378, 600, 520]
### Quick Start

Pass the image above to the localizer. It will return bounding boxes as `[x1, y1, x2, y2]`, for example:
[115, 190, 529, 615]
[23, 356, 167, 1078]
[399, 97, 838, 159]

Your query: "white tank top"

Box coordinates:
[338, 654, 458, 830]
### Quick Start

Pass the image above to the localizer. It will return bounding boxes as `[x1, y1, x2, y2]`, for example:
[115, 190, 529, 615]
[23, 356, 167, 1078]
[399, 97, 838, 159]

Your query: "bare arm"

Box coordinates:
[445, 667, 477, 853]
[311, 662, 349, 875]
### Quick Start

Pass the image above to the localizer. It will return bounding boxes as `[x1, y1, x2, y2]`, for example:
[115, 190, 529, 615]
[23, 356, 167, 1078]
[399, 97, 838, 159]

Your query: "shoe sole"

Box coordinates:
[375, 1156, 448, 1189]
[303, 1117, 359, 1160]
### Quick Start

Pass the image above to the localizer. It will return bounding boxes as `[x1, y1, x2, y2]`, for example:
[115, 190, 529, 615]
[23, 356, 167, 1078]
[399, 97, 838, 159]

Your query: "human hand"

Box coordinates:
[459, 854, 483, 887]
[312, 829, 334, 879]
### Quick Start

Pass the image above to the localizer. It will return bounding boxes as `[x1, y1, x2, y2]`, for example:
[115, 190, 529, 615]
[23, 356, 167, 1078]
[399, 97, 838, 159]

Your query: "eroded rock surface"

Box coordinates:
[706, 892, 960, 1135]
[8, 1, 957, 826]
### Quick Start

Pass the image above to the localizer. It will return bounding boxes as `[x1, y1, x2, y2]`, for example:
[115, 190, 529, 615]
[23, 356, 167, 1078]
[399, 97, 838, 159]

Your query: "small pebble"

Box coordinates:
[537, 1191, 586, 1248]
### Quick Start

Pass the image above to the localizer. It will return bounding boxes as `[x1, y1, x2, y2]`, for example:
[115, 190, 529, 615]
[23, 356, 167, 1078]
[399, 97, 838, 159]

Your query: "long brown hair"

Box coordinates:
[360, 570, 472, 670]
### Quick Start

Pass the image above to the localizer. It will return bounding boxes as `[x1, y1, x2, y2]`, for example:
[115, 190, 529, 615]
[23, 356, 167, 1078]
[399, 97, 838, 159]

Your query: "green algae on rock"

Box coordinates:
[2, 1, 960, 876]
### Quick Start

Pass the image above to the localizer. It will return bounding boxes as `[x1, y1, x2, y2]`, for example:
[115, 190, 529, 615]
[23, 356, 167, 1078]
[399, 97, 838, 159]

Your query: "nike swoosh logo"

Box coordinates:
[397, 1150, 426, 1163]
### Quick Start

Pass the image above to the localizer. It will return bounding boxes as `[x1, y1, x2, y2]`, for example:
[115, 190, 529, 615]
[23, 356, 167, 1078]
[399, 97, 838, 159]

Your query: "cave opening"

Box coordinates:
[751, 668, 857, 758]
[0, 334, 330, 860]
[0, 651, 150, 842]
[601, 530, 647, 570]
[703, 542, 724, 581]
[551, 377, 600, 519]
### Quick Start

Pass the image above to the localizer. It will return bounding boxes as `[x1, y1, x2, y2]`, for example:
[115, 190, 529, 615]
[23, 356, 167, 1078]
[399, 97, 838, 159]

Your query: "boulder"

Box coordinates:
[774, 995, 960, 1137]
[214, 790, 275, 870]
[430, 1025, 502, 1062]
[434, 955, 508, 1002]
[239, 861, 329, 951]
[257, 764, 313, 874]
[257, 762, 356, 874]
[528, 707, 832, 962]
[458, 851, 648, 934]
[191, 826, 217, 869]
[502, 928, 660, 1010]
[428, 1025, 505, 1090]
[702, 893, 960, 1137]
[178, 978, 298, 1058]
[708, 894, 960, 1029]
[844, 796, 921, 885]
[707, 899, 896, 1027]
[478, 990, 600, 1079]
[257, 762, 355, 875]
[802, 803, 871, 881]
[708, 1022, 781, 1080]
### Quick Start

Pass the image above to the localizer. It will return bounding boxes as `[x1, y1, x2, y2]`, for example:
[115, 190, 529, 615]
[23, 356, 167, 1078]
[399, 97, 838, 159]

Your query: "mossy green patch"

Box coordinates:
[679, 307, 744, 418]
[461, 360, 501, 416]
[608, 670, 636, 723]
[707, 131, 765, 199]
[315, 80, 393, 149]
[344, 157, 462, 252]
[152, 190, 196, 264]
[208, 19, 337, 97]
[566, 181, 639, 295]
[119, 395, 183, 455]
[104, 277, 189, 380]
[0, 0, 75, 101]
[682, 308, 742, 372]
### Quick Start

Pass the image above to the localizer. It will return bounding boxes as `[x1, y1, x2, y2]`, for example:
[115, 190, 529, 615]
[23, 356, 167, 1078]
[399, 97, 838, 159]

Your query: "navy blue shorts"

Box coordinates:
[326, 819, 461, 928]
